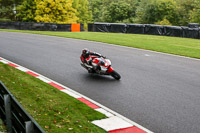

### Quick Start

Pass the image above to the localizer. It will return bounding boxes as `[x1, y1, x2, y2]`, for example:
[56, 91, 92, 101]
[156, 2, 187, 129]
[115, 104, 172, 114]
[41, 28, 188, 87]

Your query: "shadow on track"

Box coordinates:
[81, 73, 121, 82]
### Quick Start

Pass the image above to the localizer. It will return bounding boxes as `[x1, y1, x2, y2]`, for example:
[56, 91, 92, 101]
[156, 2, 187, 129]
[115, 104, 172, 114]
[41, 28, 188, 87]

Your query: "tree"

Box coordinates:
[136, 0, 179, 25]
[88, 0, 104, 22]
[0, 6, 14, 20]
[176, 0, 200, 25]
[100, 0, 138, 23]
[0, 0, 23, 20]
[102, 1, 132, 22]
[73, 0, 92, 28]
[34, 0, 78, 24]
[16, 0, 36, 22]
[155, 18, 172, 25]
[189, 0, 200, 24]
[88, 0, 138, 23]
[189, 8, 200, 23]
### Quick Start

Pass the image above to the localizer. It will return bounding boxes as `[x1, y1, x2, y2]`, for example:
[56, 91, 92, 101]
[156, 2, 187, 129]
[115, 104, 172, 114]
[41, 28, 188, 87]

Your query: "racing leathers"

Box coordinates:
[80, 51, 105, 73]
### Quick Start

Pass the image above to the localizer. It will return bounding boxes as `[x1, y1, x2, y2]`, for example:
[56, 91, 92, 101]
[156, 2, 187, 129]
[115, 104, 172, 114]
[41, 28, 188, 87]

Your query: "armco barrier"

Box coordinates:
[0, 22, 83, 32]
[89, 22, 200, 39]
[0, 81, 45, 133]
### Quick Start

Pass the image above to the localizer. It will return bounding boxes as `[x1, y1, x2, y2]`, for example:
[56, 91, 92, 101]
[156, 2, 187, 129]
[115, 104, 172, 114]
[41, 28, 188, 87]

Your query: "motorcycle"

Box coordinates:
[80, 56, 121, 80]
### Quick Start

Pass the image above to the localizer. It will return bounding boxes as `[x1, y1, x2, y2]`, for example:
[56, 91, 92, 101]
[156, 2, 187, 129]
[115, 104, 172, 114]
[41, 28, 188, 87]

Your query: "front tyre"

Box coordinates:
[110, 70, 121, 80]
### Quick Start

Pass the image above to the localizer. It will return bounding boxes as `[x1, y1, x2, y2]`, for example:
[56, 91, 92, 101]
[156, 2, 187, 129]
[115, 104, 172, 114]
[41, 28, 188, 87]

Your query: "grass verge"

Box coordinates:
[0, 118, 7, 133]
[0, 29, 200, 59]
[0, 62, 107, 133]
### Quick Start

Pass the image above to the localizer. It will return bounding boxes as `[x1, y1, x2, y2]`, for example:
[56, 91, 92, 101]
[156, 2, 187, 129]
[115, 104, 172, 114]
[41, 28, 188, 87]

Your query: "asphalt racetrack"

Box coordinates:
[1, 31, 200, 133]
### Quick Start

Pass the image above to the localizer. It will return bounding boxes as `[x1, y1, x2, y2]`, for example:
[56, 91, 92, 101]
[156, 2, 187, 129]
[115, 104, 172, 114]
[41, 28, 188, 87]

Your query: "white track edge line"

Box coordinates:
[0, 57, 154, 133]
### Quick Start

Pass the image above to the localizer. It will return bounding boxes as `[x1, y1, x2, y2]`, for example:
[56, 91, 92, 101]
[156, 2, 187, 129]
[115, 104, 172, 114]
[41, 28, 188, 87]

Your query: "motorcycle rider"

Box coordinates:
[80, 48, 105, 73]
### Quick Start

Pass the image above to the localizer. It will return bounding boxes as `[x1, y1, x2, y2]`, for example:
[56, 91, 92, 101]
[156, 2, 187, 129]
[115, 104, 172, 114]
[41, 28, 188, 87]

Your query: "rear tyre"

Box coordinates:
[110, 70, 121, 80]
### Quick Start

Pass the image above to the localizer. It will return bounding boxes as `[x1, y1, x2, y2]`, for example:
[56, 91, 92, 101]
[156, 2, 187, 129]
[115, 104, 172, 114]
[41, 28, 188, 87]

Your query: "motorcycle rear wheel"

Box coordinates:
[110, 70, 121, 80]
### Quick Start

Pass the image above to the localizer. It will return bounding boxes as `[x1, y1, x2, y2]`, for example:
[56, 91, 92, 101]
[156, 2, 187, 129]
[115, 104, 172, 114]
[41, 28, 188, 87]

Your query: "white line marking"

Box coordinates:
[16, 66, 29, 72]
[0, 60, 8, 64]
[36, 76, 51, 83]
[95, 108, 114, 117]
[61, 89, 81, 98]
[92, 116, 133, 131]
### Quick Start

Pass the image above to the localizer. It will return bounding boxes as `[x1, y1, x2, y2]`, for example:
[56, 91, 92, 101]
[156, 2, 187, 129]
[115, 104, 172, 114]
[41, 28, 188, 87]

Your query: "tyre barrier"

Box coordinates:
[88, 22, 200, 39]
[0, 81, 45, 133]
[0, 22, 83, 32]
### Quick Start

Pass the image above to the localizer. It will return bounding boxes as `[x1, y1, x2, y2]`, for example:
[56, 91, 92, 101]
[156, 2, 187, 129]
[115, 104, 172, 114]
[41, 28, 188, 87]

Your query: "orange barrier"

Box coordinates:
[71, 23, 80, 32]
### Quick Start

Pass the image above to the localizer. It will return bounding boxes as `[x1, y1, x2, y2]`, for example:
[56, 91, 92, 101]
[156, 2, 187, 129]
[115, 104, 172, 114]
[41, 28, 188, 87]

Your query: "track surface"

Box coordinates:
[0, 31, 200, 133]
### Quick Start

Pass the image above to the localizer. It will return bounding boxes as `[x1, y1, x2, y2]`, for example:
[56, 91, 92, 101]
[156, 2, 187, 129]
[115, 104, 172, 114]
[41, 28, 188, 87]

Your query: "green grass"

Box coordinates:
[0, 62, 107, 133]
[0, 29, 200, 59]
[0, 118, 7, 133]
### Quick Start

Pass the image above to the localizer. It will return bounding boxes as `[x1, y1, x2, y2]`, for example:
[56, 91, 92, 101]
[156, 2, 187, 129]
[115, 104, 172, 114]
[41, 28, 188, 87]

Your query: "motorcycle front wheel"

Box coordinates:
[110, 70, 121, 80]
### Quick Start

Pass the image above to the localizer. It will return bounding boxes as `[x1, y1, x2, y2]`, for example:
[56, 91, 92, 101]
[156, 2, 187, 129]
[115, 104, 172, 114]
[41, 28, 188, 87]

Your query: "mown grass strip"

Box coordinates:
[0, 62, 107, 133]
[0, 118, 7, 133]
[0, 29, 200, 59]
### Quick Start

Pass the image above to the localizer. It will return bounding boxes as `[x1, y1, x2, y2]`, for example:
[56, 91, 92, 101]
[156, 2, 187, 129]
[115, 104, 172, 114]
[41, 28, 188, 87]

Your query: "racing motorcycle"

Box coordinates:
[81, 56, 121, 80]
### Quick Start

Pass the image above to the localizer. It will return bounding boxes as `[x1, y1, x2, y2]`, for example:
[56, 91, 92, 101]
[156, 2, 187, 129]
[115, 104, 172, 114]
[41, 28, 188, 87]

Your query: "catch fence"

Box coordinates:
[0, 81, 45, 133]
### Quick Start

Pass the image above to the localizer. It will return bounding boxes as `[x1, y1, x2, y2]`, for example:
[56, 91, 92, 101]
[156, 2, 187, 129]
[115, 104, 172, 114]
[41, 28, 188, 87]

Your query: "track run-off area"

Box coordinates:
[0, 31, 200, 133]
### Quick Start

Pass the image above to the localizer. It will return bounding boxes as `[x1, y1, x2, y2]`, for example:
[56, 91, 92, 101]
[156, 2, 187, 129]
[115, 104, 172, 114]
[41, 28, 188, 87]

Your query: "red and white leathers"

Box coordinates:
[80, 51, 104, 71]
[80, 50, 121, 80]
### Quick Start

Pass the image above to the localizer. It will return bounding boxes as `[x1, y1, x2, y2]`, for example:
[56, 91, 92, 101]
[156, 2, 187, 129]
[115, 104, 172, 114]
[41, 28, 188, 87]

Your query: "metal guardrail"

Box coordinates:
[0, 81, 45, 133]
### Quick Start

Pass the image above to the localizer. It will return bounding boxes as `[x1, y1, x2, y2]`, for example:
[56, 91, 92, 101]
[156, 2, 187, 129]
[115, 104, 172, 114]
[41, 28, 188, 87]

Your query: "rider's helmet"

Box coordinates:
[82, 48, 90, 58]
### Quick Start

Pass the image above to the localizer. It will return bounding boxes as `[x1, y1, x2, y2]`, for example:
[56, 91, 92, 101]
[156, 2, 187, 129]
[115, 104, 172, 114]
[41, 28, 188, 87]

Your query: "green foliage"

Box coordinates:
[175, 0, 198, 25]
[73, 0, 92, 29]
[34, 0, 78, 24]
[103, 1, 132, 22]
[189, 8, 200, 23]
[16, 0, 78, 23]
[0, 0, 24, 20]
[0, 118, 7, 132]
[136, 0, 179, 25]
[1, 0, 200, 26]
[0, 0, 14, 20]
[155, 18, 172, 25]
[88, 0, 200, 26]
[16, 0, 36, 22]
[0, 6, 14, 20]
[0, 0, 23, 6]
[188, 0, 200, 24]
[88, 0, 104, 22]
[88, 0, 137, 23]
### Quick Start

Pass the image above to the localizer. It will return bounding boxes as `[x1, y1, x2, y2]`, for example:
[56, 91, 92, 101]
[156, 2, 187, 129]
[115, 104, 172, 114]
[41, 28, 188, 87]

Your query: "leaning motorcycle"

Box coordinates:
[81, 56, 121, 80]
